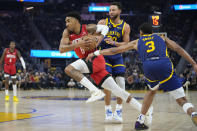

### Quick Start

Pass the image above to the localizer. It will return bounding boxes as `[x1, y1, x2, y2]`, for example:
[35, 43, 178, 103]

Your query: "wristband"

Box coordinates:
[113, 41, 116, 46]
[93, 50, 100, 56]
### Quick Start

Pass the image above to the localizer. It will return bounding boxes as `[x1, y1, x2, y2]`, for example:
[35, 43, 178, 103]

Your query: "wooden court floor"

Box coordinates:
[0, 89, 196, 131]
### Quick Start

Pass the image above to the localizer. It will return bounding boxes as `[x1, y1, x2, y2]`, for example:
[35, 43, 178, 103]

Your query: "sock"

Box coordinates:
[116, 104, 122, 110]
[80, 77, 99, 92]
[191, 112, 197, 117]
[105, 105, 112, 110]
[13, 84, 17, 96]
[183, 103, 194, 114]
[130, 98, 142, 112]
[5, 90, 9, 96]
[101, 76, 130, 101]
[137, 114, 145, 124]
[115, 77, 125, 90]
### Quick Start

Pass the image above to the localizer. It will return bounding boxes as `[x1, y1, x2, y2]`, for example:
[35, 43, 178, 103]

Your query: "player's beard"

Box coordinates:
[110, 14, 118, 20]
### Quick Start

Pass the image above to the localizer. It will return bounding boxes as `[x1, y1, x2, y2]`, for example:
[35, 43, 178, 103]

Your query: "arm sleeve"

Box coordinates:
[96, 25, 109, 37]
[19, 57, 26, 69]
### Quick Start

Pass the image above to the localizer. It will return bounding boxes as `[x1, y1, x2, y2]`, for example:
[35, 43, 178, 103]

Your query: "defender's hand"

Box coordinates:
[104, 38, 116, 46]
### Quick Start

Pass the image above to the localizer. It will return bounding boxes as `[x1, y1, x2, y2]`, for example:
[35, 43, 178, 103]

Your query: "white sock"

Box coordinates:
[80, 77, 99, 92]
[5, 90, 9, 96]
[137, 114, 145, 124]
[105, 105, 112, 110]
[13, 84, 17, 96]
[101, 76, 130, 101]
[115, 77, 125, 90]
[130, 98, 142, 112]
[116, 104, 122, 110]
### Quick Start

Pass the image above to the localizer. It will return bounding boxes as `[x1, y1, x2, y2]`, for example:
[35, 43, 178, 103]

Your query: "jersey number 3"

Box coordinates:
[145, 41, 155, 53]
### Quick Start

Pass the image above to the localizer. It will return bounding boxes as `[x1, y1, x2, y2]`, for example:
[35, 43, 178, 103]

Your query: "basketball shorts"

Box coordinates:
[70, 55, 110, 86]
[104, 54, 125, 77]
[143, 58, 185, 98]
[4, 64, 16, 78]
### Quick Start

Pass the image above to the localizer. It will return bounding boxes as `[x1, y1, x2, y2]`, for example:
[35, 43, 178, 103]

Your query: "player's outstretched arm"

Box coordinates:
[99, 39, 137, 55]
[86, 40, 138, 62]
[59, 29, 87, 53]
[0, 49, 6, 71]
[17, 50, 26, 73]
[165, 37, 197, 73]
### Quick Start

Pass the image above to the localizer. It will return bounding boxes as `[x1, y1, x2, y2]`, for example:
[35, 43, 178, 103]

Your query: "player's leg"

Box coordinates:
[135, 90, 156, 130]
[169, 87, 197, 126]
[112, 57, 126, 123]
[103, 58, 113, 122]
[65, 59, 105, 103]
[103, 89, 113, 122]
[11, 65, 18, 102]
[4, 74, 9, 101]
[4, 64, 10, 101]
[11, 76, 18, 102]
[101, 76, 145, 111]
[90, 55, 152, 118]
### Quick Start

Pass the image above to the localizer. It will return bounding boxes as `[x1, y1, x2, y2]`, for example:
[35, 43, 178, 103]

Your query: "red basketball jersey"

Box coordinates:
[4, 48, 17, 65]
[69, 24, 96, 58]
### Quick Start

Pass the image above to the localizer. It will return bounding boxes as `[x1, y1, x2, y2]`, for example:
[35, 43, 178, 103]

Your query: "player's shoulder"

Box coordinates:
[124, 22, 130, 29]
[122, 22, 130, 34]
[62, 28, 70, 37]
[97, 19, 107, 25]
[15, 49, 19, 52]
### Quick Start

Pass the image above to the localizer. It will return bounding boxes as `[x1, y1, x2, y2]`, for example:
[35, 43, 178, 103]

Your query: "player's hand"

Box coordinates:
[78, 39, 87, 47]
[104, 38, 116, 46]
[86, 53, 94, 62]
[193, 64, 197, 74]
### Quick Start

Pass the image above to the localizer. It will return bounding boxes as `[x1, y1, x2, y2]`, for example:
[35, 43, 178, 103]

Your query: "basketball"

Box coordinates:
[81, 35, 98, 51]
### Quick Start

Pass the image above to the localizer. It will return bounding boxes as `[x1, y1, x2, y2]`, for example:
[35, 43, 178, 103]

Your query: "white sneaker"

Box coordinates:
[113, 109, 123, 123]
[191, 112, 197, 126]
[105, 109, 113, 123]
[145, 106, 153, 126]
[86, 90, 105, 103]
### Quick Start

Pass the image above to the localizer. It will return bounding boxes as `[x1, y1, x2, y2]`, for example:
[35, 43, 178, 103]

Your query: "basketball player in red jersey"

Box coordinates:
[59, 12, 153, 121]
[0, 41, 26, 102]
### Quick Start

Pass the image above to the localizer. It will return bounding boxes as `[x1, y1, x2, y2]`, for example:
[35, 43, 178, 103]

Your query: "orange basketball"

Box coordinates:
[81, 35, 98, 51]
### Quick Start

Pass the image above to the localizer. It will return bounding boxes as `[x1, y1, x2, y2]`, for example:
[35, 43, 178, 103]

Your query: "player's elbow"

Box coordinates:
[174, 45, 182, 52]
[59, 46, 67, 53]
[59, 47, 63, 53]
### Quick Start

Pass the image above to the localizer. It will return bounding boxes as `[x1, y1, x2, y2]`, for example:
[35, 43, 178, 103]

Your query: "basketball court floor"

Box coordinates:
[0, 89, 196, 131]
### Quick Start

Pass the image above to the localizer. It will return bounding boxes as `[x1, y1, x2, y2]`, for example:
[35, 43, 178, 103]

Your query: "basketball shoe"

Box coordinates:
[191, 112, 197, 126]
[113, 108, 123, 123]
[86, 89, 105, 103]
[105, 108, 113, 122]
[13, 96, 19, 102]
[5, 95, 9, 102]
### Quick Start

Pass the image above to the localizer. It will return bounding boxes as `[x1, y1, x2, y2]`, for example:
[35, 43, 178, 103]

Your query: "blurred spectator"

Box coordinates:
[67, 79, 76, 88]
[0, 72, 3, 90]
